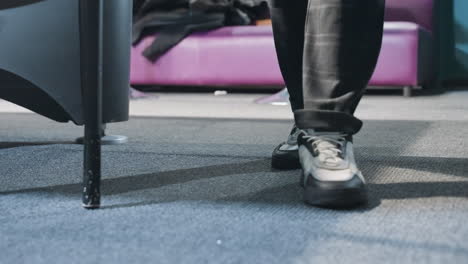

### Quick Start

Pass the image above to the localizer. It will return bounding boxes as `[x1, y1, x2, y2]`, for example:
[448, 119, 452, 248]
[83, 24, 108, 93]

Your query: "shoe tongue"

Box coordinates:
[302, 129, 345, 137]
[303, 128, 315, 135]
[313, 131, 344, 137]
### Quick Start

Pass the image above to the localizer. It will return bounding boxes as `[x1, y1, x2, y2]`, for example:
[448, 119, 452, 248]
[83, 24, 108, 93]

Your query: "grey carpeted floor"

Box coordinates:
[1, 112, 468, 264]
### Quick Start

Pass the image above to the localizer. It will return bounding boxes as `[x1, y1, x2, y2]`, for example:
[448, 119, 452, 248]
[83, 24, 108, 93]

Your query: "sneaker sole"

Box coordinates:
[303, 185, 367, 208]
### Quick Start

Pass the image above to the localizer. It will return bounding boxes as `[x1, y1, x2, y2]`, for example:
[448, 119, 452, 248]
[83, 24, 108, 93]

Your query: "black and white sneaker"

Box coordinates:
[271, 125, 301, 170]
[298, 130, 367, 208]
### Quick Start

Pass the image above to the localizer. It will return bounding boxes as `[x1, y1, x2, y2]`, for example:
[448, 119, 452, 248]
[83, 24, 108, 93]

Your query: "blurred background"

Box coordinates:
[125, 0, 468, 118]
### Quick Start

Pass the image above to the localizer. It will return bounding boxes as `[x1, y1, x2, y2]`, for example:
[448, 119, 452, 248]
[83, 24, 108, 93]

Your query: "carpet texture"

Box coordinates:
[1, 113, 467, 264]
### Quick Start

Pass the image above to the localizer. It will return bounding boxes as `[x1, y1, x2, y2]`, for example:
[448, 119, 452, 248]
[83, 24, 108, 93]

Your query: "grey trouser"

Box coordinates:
[270, 0, 385, 134]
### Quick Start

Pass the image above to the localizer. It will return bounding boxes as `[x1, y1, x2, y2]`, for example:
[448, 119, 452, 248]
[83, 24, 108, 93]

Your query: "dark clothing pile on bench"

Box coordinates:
[132, 0, 268, 62]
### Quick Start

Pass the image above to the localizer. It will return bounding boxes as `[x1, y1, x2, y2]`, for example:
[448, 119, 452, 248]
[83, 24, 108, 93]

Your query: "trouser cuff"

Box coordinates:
[294, 109, 363, 135]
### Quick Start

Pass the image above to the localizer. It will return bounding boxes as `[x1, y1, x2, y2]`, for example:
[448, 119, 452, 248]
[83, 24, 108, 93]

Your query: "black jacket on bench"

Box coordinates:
[132, 0, 268, 62]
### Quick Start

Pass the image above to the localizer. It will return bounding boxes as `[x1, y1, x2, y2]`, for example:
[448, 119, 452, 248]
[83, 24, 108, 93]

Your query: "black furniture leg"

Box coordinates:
[80, 0, 104, 209]
[403, 86, 413, 97]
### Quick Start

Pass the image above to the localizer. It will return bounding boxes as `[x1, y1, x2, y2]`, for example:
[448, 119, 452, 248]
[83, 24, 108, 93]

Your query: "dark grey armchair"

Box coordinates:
[0, 0, 132, 208]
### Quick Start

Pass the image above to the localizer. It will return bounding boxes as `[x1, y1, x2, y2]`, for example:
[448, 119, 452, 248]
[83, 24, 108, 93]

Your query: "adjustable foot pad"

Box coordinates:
[76, 135, 128, 145]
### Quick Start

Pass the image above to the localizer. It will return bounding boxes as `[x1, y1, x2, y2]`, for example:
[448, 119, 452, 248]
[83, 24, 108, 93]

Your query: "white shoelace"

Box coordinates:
[301, 132, 347, 167]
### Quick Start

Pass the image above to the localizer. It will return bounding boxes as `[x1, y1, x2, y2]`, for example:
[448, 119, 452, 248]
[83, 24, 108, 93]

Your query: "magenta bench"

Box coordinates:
[131, 0, 436, 96]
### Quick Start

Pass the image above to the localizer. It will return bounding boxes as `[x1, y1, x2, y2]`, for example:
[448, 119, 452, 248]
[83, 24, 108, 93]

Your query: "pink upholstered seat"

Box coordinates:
[370, 22, 433, 87]
[131, 26, 283, 86]
[384, 0, 434, 32]
[131, 0, 436, 95]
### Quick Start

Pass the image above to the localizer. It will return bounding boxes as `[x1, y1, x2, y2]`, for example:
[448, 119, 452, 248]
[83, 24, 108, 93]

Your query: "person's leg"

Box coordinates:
[270, 0, 308, 112]
[270, 0, 308, 170]
[297, 0, 385, 207]
[296, 0, 385, 133]
[270, 0, 385, 171]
